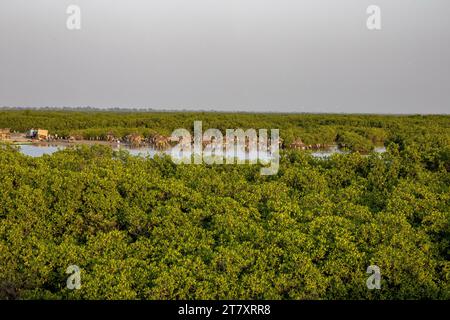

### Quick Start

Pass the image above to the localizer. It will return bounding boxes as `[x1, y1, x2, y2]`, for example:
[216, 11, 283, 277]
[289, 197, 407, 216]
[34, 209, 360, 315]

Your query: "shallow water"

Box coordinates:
[16, 143, 386, 159]
[18, 144, 65, 157]
[311, 145, 348, 159]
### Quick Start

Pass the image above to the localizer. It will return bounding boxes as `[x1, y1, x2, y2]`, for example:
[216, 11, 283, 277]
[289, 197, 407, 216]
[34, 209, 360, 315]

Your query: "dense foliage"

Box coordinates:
[0, 111, 449, 299]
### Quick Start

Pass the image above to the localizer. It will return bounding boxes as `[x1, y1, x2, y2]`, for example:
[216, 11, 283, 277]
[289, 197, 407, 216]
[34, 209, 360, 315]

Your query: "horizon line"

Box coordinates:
[0, 106, 449, 116]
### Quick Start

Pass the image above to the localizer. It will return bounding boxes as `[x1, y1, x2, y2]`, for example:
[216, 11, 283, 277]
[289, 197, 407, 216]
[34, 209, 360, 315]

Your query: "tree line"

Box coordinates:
[1, 110, 449, 152]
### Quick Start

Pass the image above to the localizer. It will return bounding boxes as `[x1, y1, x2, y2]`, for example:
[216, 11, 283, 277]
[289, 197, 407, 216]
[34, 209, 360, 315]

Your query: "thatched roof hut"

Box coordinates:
[289, 138, 306, 150]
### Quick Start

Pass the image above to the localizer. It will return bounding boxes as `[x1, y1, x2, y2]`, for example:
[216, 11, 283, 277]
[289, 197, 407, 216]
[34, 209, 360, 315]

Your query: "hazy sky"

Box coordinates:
[0, 0, 449, 113]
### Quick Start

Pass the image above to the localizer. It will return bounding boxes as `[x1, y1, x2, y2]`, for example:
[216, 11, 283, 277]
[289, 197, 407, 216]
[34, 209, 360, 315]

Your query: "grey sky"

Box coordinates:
[0, 0, 449, 114]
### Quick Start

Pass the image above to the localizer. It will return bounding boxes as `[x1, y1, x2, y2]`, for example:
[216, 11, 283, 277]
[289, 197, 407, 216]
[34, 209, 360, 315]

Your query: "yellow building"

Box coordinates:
[37, 129, 48, 140]
[0, 128, 11, 141]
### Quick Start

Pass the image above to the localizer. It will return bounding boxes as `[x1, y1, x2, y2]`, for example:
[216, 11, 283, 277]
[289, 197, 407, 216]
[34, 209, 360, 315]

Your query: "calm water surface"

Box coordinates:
[16, 144, 386, 158]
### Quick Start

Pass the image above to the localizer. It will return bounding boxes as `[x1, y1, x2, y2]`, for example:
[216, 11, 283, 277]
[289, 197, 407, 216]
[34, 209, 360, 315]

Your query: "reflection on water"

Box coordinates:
[374, 146, 387, 153]
[16, 144, 387, 159]
[311, 145, 348, 159]
[18, 144, 64, 157]
[123, 147, 171, 158]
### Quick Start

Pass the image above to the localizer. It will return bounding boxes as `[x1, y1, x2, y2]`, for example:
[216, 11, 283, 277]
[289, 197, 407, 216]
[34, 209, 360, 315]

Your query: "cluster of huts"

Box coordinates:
[103, 132, 172, 149]
[1, 127, 327, 151]
[92, 133, 285, 151]
[289, 138, 327, 150]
